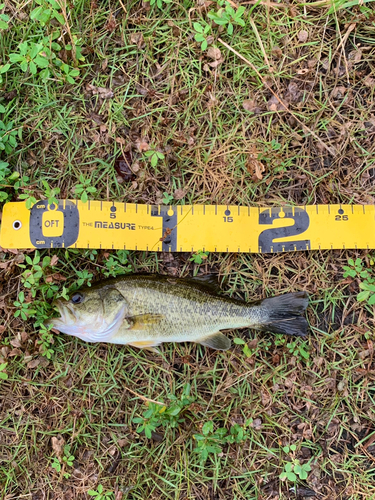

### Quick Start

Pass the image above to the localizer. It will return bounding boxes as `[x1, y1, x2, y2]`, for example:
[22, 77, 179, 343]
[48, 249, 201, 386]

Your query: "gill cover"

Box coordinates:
[51, 285, 127, 342]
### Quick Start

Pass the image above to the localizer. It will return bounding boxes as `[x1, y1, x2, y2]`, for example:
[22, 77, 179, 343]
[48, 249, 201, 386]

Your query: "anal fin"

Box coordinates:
[199, 332, 231, 351]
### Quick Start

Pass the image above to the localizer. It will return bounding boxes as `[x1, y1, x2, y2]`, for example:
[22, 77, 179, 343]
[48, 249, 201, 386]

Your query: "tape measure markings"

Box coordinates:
[1, 201, 374, 253]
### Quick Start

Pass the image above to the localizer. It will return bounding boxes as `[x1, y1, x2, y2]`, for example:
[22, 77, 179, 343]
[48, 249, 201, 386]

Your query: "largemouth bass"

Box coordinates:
[51, 274, 309, 350]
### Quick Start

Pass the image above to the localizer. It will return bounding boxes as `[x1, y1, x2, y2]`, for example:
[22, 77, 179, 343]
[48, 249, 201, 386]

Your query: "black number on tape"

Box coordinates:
[258, 207, 311, 253]
[29, 200, 80, 248]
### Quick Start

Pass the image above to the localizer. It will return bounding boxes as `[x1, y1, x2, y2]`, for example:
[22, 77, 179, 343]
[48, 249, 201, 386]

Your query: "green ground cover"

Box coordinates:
[1, 0, 375, 498]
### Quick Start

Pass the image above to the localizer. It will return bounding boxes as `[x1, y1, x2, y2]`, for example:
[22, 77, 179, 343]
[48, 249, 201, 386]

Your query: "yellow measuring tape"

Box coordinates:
[0, 200, 373, 253]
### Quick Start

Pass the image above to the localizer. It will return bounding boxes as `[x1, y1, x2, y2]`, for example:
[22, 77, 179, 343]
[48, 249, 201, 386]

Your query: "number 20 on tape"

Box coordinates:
[0, 201, 374, 253]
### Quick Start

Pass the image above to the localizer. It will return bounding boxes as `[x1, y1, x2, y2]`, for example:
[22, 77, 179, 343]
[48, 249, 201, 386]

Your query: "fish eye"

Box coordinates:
[71, 292, 84, 304]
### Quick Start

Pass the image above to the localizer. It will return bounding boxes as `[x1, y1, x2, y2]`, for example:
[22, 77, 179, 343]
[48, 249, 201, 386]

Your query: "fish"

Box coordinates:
[50, 274, 309, 351]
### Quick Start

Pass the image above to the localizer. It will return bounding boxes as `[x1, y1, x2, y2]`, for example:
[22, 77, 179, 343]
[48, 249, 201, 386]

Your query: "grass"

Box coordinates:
[1, 0, 375, 498]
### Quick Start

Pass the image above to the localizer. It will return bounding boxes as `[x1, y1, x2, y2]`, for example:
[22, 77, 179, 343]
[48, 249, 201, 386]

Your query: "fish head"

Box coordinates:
[51, 284, 127, 342]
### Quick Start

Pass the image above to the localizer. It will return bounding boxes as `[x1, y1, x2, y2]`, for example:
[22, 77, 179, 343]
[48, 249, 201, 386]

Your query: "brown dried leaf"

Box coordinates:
[246, 154, 265, 181]
[130, 32, 144, 48]
[86, 84, 114, 99]
[348, 49, 362, 65]
[364, 75, 375, 87]
[10, 338, 21, 348]
[45, 273, 67, 283]
[207, 47, 221, 60]
[208, 58, 224, 68]
[27, 358, 40, 369]
[50, 255, 59, 267]
[298, 30, 308, 42]
[136, 139, 150, 152]
[173, 188, 186, 200]
[8, 348, 22, 357]
[243, 99, 261, 114]
[267, 95, 286, 111]
[51, 435, 65, 458]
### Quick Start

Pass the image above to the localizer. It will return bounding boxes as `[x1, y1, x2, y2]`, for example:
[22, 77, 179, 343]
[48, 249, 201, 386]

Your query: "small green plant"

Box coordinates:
[189, 250, 209, 264]
[73, 174, 97, 203]
[279, 444, 311, 482]
[162, 192, 174, 205]
[42, 180, 60, 206]
[88, 484, 114, 500]
[75, 269, 94, 287]
[145, 0, 171, 10]
[193, 421, 226, 462]
[0, 3, 10, 29]
[51, 444, 75, 479]
[0, 63, 10, 84]
[193, 419, 254, 462]
[194, 22, 211, 51]
[208, 1, 246, 35]
[30, 0, 65, 25]
[0, 116, 19, 154]
[280, 459, 311, 482]
[133, 383, 194, 438]
[343, 257, 375, 305]
[0, 160, 9, 179]
[14, 291, 36, 321]
[270, 138, 282, 151]
[144, 149, 165, 168]
[0, 362, 8, 381]
[17, 252, 49, 294]
[9, 40, 50, 75]
[286, 340, 310, 361]
[102, 250, 132, 278]
[233, 337, 252, 357]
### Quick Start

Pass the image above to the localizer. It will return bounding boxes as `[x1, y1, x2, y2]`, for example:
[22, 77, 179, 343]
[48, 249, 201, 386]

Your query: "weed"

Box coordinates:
[13, 291, 36, 321]
[73, 174, 98, 203]
[9, 40, 51, 76]
[30, 0, 65, 26]
[194, 22, 211, 51]
[145, 0, 171, 10]
[102, 250, 133, 278]
[162, 191, 174, 205]
[41, 180, 60, 207]
[51, 444, 75, 479]
[279, 444, 311, 482]
[88, 485, 114, 500]
[0, 362, 8, 381]
[75, 269, 94, 287]
[189, 250, 209, 264]
[343, 257, 375, 305]
[208, 1, 246, 35]
[0, 115, 18, 154]
[286, 340, 310, 362]
[233, 337, 252, 357]
[133, 384, 194, 439]
[133, 383, 194, 438]
[0, 3, 9, 30]
[144, 149, 165, 168]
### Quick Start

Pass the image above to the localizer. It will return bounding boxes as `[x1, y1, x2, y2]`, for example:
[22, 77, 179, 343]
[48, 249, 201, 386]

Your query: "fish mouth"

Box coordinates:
[50, 300, 78, 330]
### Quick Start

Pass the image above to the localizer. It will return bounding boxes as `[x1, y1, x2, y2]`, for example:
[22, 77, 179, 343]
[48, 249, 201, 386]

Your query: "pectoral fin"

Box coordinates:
[199, 332, 231, 351]
[127, 314, 164, 330]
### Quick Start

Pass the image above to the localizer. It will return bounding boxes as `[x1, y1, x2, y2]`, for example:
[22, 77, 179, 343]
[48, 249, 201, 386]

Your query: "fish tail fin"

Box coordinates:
[254, 291, 309, 337]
